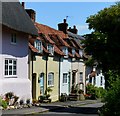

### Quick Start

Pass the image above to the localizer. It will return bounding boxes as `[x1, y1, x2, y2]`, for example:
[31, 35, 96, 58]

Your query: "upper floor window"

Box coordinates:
[62, 47, 68, 56]
[63, 73, 67, 83]
[79, 49, 83, 57]
[72, 48, 76, 56]
[47, 44, 54, 55]
[48, 72, 54, 86]
[34, 40, 43, 53]
[11, 33, 16, 44]
[5, 59, 17, 77]
[80, 72, 83, 82]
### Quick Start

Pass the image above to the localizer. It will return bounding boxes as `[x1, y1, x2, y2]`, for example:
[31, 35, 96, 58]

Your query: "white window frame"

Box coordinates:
[11, 33, 17, 44]
[48, 72, 54, 86]
[5, 59, 17, 77]
[72, 48, 76, 56]
[79, 49, 83, 57]
[47, 44, 54, 55]
[34, 40, 43, 53]
[62, 47, 68, 56]
[80, 72, 83, 82]
[63, 73, 67, 83]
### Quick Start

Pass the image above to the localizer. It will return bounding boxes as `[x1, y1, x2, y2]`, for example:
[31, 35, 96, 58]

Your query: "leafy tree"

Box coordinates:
[83, 2, 120, 88]
[100, 71, 120, 116]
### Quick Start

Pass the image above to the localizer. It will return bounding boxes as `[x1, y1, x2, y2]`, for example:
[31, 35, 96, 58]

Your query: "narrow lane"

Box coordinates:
[39, 102, 103, 116]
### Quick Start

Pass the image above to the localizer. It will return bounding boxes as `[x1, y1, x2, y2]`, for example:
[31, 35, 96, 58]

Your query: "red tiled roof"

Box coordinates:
[54, 45, 65, 56]
[75, 52, 81, 58]
[68, 52, 74, 58]
[35, 22, 70, 47]
[33, 22, 71, 56]
[29, 42, 38, 53]
[43, 46, 49, 54]
[49, 34, 70, 47]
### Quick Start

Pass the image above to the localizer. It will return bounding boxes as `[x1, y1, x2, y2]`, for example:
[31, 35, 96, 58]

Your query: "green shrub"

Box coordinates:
[86, 84, 106, 100]
[1, 100, 8, 109]
[0, 97, 2, 106]
[100, 71, 120, 116]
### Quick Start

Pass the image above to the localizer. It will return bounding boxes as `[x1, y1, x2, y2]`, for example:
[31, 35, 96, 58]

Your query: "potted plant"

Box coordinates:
[26, 99, 31, 108]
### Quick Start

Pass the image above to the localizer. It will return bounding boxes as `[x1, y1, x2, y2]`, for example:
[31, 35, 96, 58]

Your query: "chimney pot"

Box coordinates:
[64, 19, 66, 23]
[73, 25, 76, 29]
[26, 9, 36, 22]
[22, 2, 25, 9]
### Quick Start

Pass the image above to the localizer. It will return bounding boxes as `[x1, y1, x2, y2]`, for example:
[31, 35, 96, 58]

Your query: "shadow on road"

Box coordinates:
[40, 105, 99, 114]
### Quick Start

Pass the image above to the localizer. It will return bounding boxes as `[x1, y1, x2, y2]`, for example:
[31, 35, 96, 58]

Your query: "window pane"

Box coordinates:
[5, 60, 8, 64]
[9, 71, 12, 75]
[13, 71, 16, 75]
[13, 66, 16, 70]
[80, 72, 83, 82]
[5, 65, 8, 70]
[63, 73, 67, 83]
[48, 73, 54, 86]
[9, 60, 12, 64]
[9, 66, 12, 70]
[13, 61, 16, 65]
[5, 71, 8, 75]
[11, 34, 16, 43]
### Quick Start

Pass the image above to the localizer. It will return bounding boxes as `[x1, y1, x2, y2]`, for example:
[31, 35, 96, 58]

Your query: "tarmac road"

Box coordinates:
[38, 102, 103, 116]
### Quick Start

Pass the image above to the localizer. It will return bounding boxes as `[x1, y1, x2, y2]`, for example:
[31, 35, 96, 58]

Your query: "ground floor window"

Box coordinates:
[5, 59, 17, 76]
[63, 73, 67, 83]
[40, 73, 44, 95]
[48, 72, 54, 86]
[80, 72, 83, 82]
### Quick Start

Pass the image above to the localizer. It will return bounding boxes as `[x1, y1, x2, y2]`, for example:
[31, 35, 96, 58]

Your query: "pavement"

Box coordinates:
[1, 99, 103, 115]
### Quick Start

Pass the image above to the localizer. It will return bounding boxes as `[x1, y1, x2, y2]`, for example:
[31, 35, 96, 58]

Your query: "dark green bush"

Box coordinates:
[100, 71, 120, 116]
[86, 84, 106, 100]
[1, 100, 8, 109]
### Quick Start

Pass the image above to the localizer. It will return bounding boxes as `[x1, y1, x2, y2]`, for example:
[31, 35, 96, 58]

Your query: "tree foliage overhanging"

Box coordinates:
[83, 2, 120, 75]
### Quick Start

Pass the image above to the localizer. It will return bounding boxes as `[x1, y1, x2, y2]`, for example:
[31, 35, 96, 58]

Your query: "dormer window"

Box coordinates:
[79, 49, 83, 57]
[34, 40, 43, 53]
[47, 44, 54, 55]
[72, 48, 76, 56]
[62, 47, 68, 56]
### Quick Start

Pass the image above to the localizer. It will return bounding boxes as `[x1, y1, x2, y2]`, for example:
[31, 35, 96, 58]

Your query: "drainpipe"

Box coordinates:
[58, 56, 61, 100]
[46, 55, 48, 92]
[31, 52, 34, 99]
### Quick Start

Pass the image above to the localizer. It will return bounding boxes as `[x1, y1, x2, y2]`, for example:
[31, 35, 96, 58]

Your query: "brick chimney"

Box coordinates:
[68, 25, 78, 34]
[58, 19, 68, 34]
[26, 9, 36, 22]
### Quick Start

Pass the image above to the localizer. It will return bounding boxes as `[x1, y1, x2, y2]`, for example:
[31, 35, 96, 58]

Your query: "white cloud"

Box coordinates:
[76, 25, 88, 31]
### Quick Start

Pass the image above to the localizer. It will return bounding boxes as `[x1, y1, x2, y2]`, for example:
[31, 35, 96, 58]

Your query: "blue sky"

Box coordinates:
[25, 2, 116, 35]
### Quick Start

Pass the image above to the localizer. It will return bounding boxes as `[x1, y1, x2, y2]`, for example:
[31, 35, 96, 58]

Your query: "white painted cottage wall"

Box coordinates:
[60, 58, 71, 95]
[0, 28, 32, 101]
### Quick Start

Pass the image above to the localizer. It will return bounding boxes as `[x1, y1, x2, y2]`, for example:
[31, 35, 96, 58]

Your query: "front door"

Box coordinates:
[40, 73, 44, 95]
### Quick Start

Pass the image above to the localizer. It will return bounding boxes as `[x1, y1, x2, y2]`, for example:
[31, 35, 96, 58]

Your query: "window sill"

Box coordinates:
[4, 75, 17, 78]
[11, 42, 17, 45]
[62, 83, 68, 85]
[48, 85, 54, 88]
